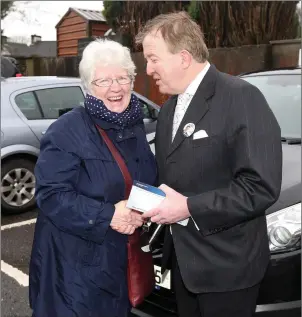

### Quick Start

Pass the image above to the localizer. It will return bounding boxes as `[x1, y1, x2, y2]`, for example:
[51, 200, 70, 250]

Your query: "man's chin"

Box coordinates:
[158, 85, 170, 95]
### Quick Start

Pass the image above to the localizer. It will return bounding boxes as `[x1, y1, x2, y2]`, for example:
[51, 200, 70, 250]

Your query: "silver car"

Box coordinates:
[1, 76, 159, 214]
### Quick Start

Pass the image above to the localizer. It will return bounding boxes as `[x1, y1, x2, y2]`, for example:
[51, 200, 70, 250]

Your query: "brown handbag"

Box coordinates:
[95, 125, 155, 307]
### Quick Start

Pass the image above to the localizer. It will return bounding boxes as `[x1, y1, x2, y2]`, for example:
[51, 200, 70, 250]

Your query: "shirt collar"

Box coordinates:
[184, 61, 211, 96]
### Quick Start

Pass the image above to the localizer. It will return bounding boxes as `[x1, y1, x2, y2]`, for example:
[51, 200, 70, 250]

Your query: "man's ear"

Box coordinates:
[180, 50, 192, 69]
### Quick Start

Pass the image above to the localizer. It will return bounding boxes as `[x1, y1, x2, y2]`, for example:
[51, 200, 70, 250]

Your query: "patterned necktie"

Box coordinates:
[171, 93, 192, 142]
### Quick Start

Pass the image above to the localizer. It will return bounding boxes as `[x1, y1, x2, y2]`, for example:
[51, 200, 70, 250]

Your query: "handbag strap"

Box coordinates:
[95, 125, 133, 198]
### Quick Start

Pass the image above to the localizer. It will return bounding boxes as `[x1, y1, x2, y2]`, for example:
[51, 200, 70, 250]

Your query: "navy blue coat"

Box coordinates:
[29, 106, 157, 317]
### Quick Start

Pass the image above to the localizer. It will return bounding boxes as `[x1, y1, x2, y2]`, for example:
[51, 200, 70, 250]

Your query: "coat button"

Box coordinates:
[118, 133, 122, 139]
[88, 220, 94, 225]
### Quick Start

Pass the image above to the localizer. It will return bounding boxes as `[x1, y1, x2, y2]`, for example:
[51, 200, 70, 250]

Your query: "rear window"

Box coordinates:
[35, 86, 84, 119]
[15, 86, 85, 120]
[15, 91, 42, 120]
[242, 74, 301, 139]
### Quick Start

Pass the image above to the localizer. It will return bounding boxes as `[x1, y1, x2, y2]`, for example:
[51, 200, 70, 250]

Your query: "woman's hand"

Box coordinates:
[110, 200, 143, 235]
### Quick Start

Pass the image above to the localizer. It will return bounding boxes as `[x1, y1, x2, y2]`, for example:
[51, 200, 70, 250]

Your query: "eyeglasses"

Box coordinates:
[92, 76, 132, 87]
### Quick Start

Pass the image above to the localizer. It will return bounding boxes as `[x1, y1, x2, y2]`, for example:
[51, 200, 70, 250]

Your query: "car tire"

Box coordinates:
[1, 159, 36, 214]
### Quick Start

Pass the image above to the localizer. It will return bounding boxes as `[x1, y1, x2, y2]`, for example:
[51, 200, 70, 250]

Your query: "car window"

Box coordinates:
[15, 92, 42, 120]
[242, 74, 301, 139]
[138, 98, 159, 121]
[139, 99, 152, 119]
[35, 86, 85, 119]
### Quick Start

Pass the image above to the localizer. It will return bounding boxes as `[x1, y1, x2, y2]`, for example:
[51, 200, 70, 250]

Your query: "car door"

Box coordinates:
[10, 83, 85, 141]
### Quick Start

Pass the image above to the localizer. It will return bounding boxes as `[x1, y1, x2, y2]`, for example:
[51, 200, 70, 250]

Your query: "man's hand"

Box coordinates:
[111, 200, 143, 235]
[142, 184, 190, 224]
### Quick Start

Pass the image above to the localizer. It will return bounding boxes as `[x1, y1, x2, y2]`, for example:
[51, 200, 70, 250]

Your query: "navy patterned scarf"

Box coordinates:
[85, 93, 142, 128]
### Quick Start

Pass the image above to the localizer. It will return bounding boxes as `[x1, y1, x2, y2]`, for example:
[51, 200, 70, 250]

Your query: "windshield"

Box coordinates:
[242, 74, 301, 139]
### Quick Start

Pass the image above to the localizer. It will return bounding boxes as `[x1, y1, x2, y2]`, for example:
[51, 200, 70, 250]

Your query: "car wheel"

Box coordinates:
[1, 159, 36, 214]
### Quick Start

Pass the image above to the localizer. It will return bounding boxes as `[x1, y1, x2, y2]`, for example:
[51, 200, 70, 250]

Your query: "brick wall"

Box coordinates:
[132, 40, 300, 105]
[270, 39, 301, 68]
[208, 44, 272, 75]
[132, 44, 273, 105]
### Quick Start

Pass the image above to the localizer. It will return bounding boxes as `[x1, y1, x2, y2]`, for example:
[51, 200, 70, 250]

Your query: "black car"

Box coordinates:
[133, 67, 301, 317]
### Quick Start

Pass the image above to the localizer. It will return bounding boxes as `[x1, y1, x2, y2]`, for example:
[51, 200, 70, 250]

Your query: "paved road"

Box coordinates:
[2, 210, 38, 226]
[1, 210, 37, 317]
[1, 209, 166, 317]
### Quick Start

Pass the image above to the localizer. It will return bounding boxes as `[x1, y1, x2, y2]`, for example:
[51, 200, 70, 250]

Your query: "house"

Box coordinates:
[55, 7, 110, 57]
[1, 35, 56, 58]
[1, 35, 57, 76]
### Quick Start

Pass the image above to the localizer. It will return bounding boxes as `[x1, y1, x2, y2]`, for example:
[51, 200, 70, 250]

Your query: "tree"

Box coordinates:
[1, 1, 15, 19]
[103, 1, 190, 50]
[296, 4, 302, 37]
[104, 1, 300, 50]
[103, 1, 124, 32]
[187, 1, 299, 48]
[1, 1, 32, 50]
[297, 4, 302, 24]
[1, 1, 15, 49]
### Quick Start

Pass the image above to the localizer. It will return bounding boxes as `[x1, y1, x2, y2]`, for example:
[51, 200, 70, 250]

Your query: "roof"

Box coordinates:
[56, 7, 106, 28]
[72, 7, 106, 22]
[30, 41, 57, 58]
[2, 43, 33, 58]
[240, 67, 301, 77]
[2, 41, 57, 58]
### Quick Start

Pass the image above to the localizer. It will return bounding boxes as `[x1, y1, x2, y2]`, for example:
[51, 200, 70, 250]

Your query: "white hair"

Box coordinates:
[79, 38, 136, 93]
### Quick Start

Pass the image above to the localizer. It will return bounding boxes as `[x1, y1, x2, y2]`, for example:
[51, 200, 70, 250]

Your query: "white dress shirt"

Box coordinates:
[172, 62, 211, 141]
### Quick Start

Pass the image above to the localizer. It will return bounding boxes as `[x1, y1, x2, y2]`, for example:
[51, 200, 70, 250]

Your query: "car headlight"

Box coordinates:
[266, 203, 301, 253]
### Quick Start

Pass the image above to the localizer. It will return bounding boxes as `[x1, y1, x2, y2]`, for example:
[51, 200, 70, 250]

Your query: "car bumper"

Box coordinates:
[132, 300, 301, 317]
[254, 248, 301, 316]
[255, 300, 301, 317]
[132, 249, 301, 317]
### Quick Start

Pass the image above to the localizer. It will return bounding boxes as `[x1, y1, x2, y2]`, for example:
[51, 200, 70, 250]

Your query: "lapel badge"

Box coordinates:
[183, 123, 195, 138]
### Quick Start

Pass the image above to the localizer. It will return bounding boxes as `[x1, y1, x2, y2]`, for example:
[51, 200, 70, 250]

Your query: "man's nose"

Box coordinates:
[146, 62, 154, 76]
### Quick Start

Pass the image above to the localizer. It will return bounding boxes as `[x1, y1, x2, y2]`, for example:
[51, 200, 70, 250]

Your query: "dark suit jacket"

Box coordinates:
[156, 65, 282, 293]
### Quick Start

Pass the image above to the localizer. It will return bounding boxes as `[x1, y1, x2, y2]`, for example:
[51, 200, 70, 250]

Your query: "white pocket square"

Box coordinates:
[193, 130, 208, 140]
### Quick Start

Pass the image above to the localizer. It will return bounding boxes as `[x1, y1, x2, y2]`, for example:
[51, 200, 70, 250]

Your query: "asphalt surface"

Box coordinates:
[1, 209, 166, 317]
[2, 209, 301, 317]
[1, 210, 37, 317]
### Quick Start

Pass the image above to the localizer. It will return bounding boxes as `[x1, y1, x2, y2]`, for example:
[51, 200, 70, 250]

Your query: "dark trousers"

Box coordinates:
[171, 249, 260, 317]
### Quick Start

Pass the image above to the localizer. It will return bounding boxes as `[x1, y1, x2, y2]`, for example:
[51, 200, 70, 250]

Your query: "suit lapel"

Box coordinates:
[167, 65, 218, 158]
[159, 95, 177, 158]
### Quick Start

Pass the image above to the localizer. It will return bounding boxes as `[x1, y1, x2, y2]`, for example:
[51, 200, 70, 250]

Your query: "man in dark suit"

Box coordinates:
[135, 11, 282, 317]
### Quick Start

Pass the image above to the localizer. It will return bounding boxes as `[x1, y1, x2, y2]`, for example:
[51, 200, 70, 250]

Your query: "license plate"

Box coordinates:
[154, 265, 171, 289]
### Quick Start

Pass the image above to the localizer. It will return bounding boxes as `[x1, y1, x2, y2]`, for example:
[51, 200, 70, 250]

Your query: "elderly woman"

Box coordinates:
[29, 39, 157, 317]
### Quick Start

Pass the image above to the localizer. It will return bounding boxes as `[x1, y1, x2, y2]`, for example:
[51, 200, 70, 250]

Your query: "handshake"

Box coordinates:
[110, 200, 144, 235]
[110, 182, 190, 235]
